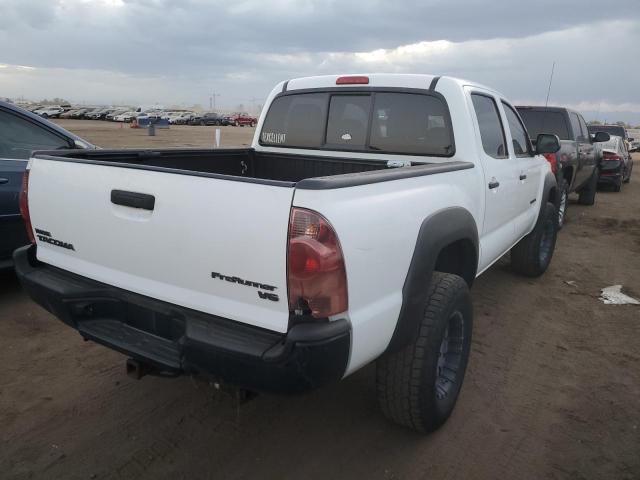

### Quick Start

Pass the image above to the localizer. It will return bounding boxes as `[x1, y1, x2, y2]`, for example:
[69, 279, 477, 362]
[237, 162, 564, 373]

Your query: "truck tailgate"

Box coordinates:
[28, 158, 293, 333]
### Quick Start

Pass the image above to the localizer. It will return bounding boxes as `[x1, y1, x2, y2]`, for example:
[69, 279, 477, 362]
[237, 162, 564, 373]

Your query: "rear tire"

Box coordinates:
[556, 177, 569, 229]
[376, 272, 472, 433]
[511, 202, 557, 277]
[578, 168, 598, 205]
[623, 163, 632, 183]
[613, 180, 622, 192]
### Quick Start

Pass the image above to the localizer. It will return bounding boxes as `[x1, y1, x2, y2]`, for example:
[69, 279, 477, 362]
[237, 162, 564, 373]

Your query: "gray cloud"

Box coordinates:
[0, 0, 639, 121]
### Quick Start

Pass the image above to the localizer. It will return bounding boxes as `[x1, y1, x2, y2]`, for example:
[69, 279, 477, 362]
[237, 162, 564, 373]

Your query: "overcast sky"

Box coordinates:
[1, 0, 639, 122]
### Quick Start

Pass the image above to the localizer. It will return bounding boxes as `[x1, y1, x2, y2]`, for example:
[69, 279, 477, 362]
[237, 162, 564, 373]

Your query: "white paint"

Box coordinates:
[599, 285, 640, 305]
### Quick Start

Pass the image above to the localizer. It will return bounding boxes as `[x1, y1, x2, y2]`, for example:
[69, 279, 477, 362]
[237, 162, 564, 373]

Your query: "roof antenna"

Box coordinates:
[545, 61, 556, 107]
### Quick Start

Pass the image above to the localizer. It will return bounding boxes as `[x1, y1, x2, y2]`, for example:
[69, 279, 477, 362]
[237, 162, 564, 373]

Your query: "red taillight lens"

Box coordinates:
[543, 153, 558, 174]
[336, 76, 369, 85]
[19, 169, 35, 244]
[287, 208, 347, 318]
[603, 152, 621, 161]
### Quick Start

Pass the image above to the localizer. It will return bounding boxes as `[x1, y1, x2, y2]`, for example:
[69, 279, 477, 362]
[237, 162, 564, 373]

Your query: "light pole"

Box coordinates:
[210, 92, 221, 112]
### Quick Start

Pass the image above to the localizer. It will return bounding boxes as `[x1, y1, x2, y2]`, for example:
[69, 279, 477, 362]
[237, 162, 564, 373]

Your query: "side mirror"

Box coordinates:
[592, 131, 610, 143]
[535, 133, 561, 154]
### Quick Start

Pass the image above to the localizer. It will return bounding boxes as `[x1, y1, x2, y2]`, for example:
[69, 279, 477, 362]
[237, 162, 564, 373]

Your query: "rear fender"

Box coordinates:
[385, 207, 478, 353]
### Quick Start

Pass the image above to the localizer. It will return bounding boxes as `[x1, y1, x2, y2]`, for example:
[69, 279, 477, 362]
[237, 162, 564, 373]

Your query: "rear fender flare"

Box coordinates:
[385, 207, 478, 353]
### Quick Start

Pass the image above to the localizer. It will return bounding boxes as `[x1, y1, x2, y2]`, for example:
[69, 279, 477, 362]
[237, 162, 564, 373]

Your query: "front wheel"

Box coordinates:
[376, 272, 472, 433]
[511, 201, 557, 277]
[250, 121, 256, 127]
[234, 120, 240, 127]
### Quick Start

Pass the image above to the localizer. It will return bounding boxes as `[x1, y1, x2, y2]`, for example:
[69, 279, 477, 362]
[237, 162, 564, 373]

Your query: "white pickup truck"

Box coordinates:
[15, 74, 561, 432]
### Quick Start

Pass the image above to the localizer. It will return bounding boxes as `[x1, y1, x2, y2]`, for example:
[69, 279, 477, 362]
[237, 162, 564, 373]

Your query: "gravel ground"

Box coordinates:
[1, 121, 638, 479]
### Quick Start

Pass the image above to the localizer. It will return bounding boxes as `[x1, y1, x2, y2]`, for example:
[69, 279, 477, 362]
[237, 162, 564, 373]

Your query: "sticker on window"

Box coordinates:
[261, 132, 286, 144]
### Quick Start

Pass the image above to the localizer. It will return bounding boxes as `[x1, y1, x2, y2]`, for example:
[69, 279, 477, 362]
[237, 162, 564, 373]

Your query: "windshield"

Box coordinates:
[260, 90, 455, 156]
[516, 109, 570, 140]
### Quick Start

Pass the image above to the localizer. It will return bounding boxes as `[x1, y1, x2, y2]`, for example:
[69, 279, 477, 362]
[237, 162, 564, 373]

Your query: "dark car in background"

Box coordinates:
[0, 101, 94, 269]
[598, 135, 633, 191]
[517, 106, 609, 228]
[189, 112, 223, 126]
[587, 124, 633, 150]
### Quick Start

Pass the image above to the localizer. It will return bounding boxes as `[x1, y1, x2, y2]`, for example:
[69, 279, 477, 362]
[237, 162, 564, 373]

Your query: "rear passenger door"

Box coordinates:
[468, 90, 520, 268]
[500, 101, 543, 237]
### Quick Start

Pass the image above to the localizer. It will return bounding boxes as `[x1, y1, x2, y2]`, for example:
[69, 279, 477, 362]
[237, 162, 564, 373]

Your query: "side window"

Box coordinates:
[501, 102, 531, 157]
[0, 109, 71, 159]
[578, 115, 590, 143]
[471, 94, 507, 159]
[569, 113, 582, 141]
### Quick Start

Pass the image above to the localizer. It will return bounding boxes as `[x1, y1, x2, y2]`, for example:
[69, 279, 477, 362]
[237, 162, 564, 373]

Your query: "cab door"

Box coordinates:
[574, 113, 596, 188]
[467, 89, 520, 270]
[499, 100, 544, 238]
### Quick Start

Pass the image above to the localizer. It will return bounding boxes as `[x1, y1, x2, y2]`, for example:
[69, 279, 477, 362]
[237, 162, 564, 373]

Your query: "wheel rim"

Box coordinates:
[558, 191, 567, 227]
[539, 215, 555, 266]
[435, 310, 465, 402]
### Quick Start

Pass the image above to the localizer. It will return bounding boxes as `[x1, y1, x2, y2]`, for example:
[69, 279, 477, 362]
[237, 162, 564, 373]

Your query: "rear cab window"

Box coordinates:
[260, 90, 455, 157]
[516, 109, 570, 140]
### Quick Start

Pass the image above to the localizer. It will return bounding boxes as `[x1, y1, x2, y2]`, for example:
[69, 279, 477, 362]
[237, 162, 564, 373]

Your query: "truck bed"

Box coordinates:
[32, 148, 473, 189]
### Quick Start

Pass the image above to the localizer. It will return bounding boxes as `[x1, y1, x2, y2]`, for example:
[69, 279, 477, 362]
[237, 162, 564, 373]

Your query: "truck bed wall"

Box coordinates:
[34, 149, 389, 184]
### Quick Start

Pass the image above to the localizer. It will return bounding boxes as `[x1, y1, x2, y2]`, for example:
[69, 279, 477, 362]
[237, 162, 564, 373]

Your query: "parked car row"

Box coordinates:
[21, 103, 259, 127]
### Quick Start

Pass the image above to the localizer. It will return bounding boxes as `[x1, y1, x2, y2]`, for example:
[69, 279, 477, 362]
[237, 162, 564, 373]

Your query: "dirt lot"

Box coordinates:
[1, 121, 639, 480]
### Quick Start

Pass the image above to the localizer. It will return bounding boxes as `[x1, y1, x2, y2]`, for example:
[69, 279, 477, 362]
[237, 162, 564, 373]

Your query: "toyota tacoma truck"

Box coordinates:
[15, 74, 560, 433]
[516, 106, 610, 228]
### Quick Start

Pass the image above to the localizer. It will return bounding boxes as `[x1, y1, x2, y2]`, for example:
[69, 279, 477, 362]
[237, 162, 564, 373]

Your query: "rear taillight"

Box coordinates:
[543, 153, 558, 174]
[603, 152, 621, 161]
[287, 208, 347, 318]
[19, 169, 35, 244]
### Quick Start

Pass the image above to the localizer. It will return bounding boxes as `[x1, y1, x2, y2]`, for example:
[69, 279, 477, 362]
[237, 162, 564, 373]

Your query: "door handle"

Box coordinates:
[111, 190, 155, 210]
[0, 178, 8, 185]
[488, 180, 500, 189]
[519, 174, 527, 180]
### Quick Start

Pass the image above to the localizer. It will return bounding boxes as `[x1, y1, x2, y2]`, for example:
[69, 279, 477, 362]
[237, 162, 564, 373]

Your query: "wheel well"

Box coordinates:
[547, 186, 557, 205]
[434, 239, 477, 287]
[562, 166, 573, 184]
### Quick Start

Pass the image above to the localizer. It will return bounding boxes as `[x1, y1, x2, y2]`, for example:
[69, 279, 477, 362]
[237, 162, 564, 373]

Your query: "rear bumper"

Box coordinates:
[14, 245, 351, 394]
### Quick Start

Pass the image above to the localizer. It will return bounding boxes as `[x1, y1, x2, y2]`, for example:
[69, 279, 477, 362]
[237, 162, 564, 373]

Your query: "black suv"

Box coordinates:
[190, 112, 222, 126]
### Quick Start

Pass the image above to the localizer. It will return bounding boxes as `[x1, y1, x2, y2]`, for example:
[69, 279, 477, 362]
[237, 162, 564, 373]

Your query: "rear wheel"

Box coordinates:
[578, 168, 598, 205]
[613, 179, 622, 192]
[250, 121, 256, 127]
[623, 162, 632, 183]
[200, 120, 206, 126]
[511, 201, 557, 277]
[556, 178, 569, 229]
[376, 272, 472, 433]
[235, 120, 240, 127]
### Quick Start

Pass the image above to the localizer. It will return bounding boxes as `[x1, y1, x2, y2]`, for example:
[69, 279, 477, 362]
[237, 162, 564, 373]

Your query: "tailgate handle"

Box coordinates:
[111, 190, 155, 211]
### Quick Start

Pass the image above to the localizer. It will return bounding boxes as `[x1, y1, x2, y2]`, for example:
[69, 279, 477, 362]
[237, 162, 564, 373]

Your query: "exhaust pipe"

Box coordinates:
[126, 358, 150, 380]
